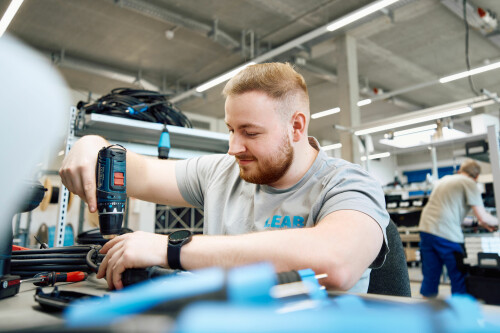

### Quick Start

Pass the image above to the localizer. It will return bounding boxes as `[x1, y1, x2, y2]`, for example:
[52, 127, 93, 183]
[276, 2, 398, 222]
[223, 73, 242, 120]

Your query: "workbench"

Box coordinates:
[0, 275, 176, 332]
[1, 274, 500, 332]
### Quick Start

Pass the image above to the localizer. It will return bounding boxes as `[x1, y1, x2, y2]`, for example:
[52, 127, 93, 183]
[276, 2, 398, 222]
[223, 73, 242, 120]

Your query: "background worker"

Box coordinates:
[418, 159, 498, 297]
[60, 62, 389, 292]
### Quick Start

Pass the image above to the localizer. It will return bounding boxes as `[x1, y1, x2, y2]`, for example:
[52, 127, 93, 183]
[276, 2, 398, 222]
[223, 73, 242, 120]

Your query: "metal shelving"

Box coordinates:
[54, 108, 229, 244]
[73, 113, 229, 158]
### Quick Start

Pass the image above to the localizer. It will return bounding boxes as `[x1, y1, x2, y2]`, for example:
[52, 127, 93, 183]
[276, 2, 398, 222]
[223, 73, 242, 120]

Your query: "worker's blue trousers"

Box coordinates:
[419, 231, 467, 297]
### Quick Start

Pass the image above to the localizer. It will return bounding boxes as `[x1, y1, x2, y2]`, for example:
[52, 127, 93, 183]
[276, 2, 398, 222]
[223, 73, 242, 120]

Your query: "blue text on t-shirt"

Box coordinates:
[264, 215, 305, 228]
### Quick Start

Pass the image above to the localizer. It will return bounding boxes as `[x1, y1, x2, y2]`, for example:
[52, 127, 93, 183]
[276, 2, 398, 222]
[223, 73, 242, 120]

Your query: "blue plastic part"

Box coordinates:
[64, 267, 225, 327]
[437, 294, 499, 333]
[173, 300, 435, 333]
[47, 225, 74, 247]
[226, 262, 276, 305]
[296, 268, 328, 301]
[297, 268, 315, 280]
[159, 130, 171, 148]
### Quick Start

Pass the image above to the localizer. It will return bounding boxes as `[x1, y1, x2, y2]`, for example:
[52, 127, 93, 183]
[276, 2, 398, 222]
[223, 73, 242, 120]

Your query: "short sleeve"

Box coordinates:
[317, 164, 390, 268]
[175, 154, 228, 208]
[464, 179, 483, 207]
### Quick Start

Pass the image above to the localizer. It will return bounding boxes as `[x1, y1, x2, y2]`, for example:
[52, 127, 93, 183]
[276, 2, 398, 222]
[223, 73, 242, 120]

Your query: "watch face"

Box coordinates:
[170, 230, 191, 244]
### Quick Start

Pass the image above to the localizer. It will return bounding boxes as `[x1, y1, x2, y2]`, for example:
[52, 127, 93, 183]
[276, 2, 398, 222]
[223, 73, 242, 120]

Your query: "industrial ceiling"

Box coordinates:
[2, 0, 500, 154]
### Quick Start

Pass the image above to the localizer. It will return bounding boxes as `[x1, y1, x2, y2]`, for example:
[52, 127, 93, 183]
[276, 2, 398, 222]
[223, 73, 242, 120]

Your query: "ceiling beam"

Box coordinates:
[111, 0, 240, 50]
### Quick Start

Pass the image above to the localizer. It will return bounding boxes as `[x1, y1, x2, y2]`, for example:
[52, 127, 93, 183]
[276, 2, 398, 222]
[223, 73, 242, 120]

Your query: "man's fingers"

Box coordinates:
[59, 168, 76, 198]
[106, 247, 124, 290]
[112, 258, 126, 290]
[81, 167, 97, 213]
[97, 239, 122, 278]
[96, 255, 107, 279]
[100, 234, 127, 254]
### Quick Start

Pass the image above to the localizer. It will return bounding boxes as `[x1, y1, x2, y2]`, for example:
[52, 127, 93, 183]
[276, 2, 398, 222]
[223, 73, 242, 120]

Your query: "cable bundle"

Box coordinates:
[77, 88, 193, 128]
[11, 245, 103, 278]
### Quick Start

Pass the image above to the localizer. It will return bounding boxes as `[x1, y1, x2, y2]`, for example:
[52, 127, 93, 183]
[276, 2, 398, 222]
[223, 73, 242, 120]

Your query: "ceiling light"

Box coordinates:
[439, 61, 500, 83]
[357, 99, 372, 107]
[393, 124, 438, 137]
[361, 152, 391, 161]
[58, 150, 65, 156]
[311, 107, 340, 119]
[354, 106, 472, 136]
[322, 143, 342, 151]
[0, 0, 24, 38]
[196, 62, 256, 92]
[326, 0, 400, 31]
[380, 127, 467, 149]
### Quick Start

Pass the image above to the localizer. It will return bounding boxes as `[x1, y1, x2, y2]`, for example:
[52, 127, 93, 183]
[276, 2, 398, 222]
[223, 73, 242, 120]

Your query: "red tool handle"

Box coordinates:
[56, 271, 88, 283]
[34, 271, 88, 286]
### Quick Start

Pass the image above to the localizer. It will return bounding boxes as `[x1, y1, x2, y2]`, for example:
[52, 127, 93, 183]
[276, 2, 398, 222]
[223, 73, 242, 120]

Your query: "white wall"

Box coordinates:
[366, 155, 397, 187]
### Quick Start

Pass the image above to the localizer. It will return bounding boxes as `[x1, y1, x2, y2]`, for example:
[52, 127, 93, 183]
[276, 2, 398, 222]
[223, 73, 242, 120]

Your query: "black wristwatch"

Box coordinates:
[167, 229, 193, 270]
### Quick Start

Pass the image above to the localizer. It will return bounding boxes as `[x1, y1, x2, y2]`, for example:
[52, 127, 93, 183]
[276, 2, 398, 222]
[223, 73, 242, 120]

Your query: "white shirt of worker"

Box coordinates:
[419, 173, 483, 243]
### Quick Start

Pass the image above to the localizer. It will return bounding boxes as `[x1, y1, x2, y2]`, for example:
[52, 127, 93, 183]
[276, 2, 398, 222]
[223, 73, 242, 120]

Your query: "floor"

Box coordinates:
[407, 265, 451, 299]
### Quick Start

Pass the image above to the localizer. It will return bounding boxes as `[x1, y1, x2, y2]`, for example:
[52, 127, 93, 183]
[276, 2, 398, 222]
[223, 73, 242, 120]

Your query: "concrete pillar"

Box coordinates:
[335, 34, 361, 163]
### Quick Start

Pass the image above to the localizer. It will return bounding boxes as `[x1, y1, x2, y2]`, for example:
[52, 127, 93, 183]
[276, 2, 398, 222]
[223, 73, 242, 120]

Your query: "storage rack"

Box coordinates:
[54, 107, 229, 246]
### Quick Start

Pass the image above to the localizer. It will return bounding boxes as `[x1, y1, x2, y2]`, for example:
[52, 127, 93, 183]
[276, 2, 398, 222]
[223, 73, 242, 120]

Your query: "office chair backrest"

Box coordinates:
[368, 219, 411, 297]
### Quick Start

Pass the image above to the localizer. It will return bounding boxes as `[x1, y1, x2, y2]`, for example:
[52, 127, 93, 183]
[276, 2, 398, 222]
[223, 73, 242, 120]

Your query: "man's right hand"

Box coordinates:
[59, 135, 109, 213]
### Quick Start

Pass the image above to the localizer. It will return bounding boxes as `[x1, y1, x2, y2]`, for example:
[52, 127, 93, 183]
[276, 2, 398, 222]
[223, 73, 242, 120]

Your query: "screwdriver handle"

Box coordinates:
[56, 271, 88, 283]
[34, 271, 88, 286]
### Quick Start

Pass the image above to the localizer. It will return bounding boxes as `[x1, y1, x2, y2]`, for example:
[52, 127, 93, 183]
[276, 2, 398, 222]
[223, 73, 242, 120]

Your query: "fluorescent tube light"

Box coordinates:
[380, 127, 467, 149]
[439, 61, 500, 83]
[354, 106, 472, 136]
[357, 99, 372, 107]
[361, 152, 391, 161]
[326, 0, 400, 31]
[322, 143, 342, 151]
[0, 0, 24, 38]
[311, 99, 371, 120]
[196, 62, 256, 92]
[393, 124, 437, 137]
[311, 107, 340, 119]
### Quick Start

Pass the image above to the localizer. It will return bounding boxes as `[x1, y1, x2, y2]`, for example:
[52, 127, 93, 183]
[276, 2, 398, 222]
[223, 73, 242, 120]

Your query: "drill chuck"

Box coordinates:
[96, 145, 127, 239]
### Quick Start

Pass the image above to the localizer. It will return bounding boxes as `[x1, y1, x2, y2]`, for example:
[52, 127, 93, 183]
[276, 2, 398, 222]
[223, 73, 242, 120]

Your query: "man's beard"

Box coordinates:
[236, 134, 294, 185]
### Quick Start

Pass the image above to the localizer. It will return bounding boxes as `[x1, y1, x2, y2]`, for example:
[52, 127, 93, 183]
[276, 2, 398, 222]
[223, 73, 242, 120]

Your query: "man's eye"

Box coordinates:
[245, 132, 258, 137]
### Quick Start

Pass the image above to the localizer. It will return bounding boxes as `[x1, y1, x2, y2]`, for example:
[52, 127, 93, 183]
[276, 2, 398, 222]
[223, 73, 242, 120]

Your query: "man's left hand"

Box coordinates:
[97, 231, 168, 290]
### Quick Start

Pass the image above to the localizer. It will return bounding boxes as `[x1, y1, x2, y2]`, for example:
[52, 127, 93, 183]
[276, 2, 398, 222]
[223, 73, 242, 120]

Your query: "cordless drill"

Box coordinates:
[96, 145, 127, 239]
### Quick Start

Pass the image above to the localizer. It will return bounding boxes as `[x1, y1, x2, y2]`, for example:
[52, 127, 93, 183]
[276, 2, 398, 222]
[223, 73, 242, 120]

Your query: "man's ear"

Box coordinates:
[291, 111, 306, 142]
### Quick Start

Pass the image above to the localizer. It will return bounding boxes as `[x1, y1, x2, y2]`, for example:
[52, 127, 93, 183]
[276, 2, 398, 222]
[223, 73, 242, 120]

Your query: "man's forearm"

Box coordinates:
[179, 211, 383, 291]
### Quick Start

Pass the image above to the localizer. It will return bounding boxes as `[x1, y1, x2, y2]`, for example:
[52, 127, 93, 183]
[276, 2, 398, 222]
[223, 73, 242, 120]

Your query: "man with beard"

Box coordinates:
[60, 63, 389, 292]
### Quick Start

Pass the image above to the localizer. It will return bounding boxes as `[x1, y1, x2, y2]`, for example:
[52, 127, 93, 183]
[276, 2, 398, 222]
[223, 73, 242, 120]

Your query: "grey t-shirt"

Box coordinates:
[175, 138, 389, 293]
[419, 173, 483, 243]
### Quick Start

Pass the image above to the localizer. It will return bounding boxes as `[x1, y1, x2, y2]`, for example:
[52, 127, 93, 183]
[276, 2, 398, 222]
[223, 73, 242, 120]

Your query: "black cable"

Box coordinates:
[11, 259, 88, 266]
[85, 246, 101, 273]
[10, 254, 88, 260]
[12, 265, 90, 273]
[463, 0, 481, 96]
[11, 246, 103, 277]
[11, 246, 92, 255]
[78, 88, 193, 128]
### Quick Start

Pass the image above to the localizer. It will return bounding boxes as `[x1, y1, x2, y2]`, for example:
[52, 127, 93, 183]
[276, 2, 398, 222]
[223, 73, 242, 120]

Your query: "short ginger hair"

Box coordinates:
[222, 62, 310, 120]
[459, 159, 481, 179]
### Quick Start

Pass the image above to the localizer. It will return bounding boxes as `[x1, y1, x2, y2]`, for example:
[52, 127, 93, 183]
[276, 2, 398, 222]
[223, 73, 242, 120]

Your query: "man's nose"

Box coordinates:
[227, 134, 246, 156]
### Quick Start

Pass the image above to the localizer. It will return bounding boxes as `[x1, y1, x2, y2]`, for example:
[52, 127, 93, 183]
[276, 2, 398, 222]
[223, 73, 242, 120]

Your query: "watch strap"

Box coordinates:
[167, 243, 183, 270]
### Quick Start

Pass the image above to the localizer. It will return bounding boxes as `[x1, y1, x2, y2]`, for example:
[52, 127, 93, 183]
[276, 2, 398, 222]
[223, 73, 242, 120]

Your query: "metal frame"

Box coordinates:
[155, 205, 204, 234]
[487, 125, 500, 218]
[58, 107, 227, 241]
[54, 107, 77, 247]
